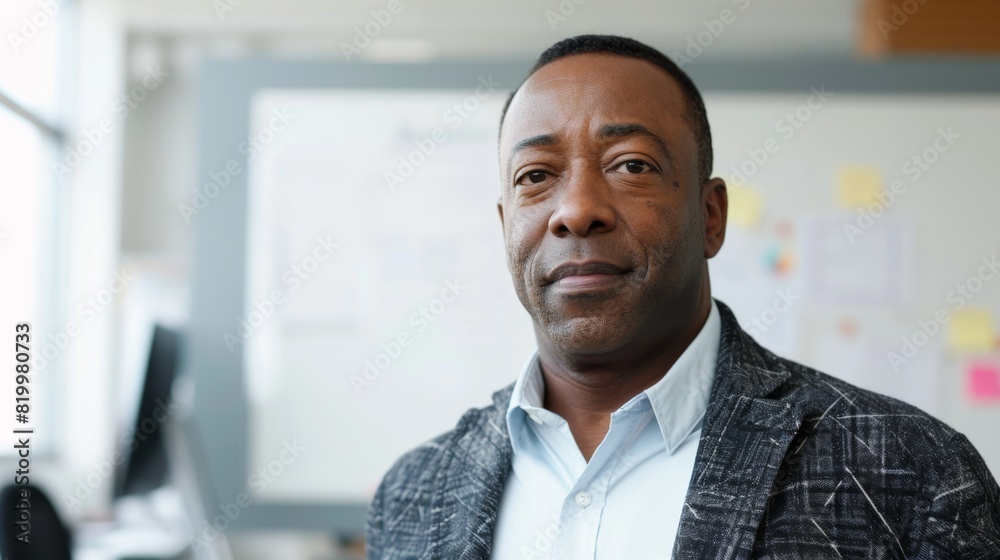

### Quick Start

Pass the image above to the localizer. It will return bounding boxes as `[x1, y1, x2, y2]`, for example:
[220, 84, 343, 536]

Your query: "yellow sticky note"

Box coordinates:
[836, 165, 882, 208]
[727, 185, 763, 229]
[949, 308, 994, 353]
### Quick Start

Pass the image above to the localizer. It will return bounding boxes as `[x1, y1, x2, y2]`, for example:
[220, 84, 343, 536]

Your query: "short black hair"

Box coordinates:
[499, 34, 713, 184]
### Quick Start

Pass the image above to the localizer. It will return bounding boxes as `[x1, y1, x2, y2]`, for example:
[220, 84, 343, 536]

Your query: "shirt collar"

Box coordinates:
[506, 299, 722, 455]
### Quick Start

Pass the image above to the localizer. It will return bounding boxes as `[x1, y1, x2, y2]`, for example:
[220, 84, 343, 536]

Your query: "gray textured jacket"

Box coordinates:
[366, 299, 1000, 559]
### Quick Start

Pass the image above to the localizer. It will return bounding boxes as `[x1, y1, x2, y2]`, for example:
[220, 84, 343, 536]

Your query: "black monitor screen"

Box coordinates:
[114, 324, 183, 499]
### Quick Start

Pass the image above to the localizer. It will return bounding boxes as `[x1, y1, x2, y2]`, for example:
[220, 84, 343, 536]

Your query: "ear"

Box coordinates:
[702, 177, 727, 259]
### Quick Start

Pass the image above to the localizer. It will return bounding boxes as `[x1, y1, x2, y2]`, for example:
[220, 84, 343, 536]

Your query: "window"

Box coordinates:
[0, 0, 69, 454]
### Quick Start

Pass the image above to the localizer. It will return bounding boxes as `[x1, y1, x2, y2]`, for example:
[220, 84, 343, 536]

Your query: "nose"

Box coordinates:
[547, 166, 617, 237]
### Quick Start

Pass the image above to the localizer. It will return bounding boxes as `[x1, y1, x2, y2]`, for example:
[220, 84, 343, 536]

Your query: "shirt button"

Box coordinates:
[574, 491, 592, 508]
[527, 411, 543, 425]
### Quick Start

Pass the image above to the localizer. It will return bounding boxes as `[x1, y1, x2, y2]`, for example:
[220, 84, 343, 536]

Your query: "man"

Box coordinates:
[366, 35, 1000, 559]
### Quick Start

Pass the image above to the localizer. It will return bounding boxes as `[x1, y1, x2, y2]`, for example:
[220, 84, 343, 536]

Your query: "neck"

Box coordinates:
[535, 295, 712, 461]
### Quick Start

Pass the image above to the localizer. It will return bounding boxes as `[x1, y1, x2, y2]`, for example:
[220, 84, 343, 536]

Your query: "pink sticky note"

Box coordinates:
[967, 362, 1000, 403]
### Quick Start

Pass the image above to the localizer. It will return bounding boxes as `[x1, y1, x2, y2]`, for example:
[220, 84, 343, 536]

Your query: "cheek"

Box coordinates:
[631, 204, 689, 273]
[503, 223, 536, 287]
[504, 208, 547, 267]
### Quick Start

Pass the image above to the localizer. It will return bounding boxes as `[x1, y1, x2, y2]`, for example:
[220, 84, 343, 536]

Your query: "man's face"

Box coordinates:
[498, 53, 725, 356]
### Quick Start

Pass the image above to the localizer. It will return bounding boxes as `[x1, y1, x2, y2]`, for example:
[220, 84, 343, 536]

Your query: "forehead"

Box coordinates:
[500, 53, 690, 153]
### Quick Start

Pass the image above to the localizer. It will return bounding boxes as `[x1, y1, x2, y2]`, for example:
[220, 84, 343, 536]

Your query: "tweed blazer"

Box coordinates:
[366, 299, 1000, 559]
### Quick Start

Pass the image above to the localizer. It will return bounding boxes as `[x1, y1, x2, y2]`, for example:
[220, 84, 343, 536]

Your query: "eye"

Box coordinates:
[517, 170, 549, 185]
[615, 160, 655, 174]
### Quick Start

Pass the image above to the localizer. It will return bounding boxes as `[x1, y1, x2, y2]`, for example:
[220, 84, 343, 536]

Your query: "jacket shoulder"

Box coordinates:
[756, 346, 1000, 556]
[365, 386, 513, 557]
[376, 382, 513, 487]
[762, 344, 962, 446]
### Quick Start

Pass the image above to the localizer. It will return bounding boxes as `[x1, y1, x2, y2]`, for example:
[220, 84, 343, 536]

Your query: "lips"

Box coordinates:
[545, 261, 629, 285]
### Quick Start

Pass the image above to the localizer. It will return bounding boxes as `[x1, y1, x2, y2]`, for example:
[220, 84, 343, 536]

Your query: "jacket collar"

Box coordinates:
[435, 298, 804, 559]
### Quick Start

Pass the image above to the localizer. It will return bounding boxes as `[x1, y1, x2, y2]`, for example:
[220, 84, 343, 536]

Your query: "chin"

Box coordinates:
[542, 315, 632, 355]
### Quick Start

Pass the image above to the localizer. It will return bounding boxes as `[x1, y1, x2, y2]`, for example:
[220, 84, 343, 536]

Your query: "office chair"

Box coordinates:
[0, 483, 72, 560]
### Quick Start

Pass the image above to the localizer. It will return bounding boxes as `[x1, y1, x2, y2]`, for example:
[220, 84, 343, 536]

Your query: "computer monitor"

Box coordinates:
[113, 324, 184, 499]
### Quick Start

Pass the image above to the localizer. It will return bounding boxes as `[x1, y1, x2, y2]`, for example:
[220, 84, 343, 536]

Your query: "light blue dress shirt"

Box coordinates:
[491, 300, 721, 559]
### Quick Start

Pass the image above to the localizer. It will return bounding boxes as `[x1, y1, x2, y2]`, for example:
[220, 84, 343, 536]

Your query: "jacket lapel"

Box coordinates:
[433, 384, 515, 560]
[672, 300, 805, 559]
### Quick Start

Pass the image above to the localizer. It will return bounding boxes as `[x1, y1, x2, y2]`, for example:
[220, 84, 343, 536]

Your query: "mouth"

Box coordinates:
[545, 261, 630, 292]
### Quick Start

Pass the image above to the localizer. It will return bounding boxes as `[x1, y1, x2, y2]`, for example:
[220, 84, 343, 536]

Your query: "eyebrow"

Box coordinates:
[506, 134, 559, 180]
[597, 123, 674, 167]
[505, 123, 673, 181]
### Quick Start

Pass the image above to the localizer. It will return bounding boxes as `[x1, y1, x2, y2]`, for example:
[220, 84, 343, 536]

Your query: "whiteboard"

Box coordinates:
[245, 90, 1000, 501]
[245, 90, 536, 502]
